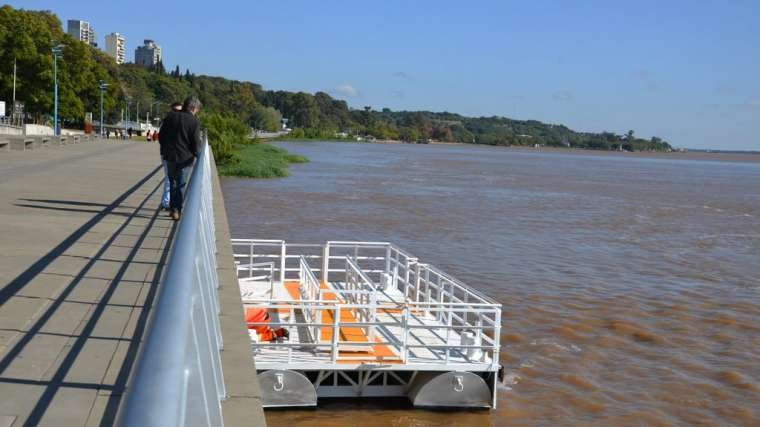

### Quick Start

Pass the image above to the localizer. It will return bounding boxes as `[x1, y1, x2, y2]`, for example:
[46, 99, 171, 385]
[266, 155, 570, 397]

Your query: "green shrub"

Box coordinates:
[201, 113, 250, 164]
[217, 142, 308, 178]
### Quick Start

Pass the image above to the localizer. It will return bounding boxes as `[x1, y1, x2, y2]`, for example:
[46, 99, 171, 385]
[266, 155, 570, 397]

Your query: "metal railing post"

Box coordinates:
[385, 244, 391, 276]
[331, 306, 340, 363]
[280, 241, 286, 284]
[248, 243, 254, 278]
[322, 243, 330, 284]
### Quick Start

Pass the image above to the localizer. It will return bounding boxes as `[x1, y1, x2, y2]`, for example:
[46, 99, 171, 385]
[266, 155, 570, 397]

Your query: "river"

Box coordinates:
[221, 141, 760, 426]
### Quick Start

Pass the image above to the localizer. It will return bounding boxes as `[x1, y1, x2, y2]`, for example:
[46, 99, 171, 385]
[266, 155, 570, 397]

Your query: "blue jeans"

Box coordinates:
[166, 160, 193, 212]
[161, 160, 171, 208]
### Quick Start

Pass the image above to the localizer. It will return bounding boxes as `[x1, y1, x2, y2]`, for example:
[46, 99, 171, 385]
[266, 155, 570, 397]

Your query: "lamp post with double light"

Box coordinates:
[98, 80, 109, 137]
[51, 44, 64, 136]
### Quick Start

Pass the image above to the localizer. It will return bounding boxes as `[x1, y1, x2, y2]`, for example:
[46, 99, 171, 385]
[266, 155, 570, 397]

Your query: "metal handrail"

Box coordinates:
[117, 135, 226, 426]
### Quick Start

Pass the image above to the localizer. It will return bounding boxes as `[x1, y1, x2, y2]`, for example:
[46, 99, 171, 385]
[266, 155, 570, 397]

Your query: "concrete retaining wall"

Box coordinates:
[210, 154, 267, 426]
[23, 124, 54, 136]
[0, 124, 23, 136]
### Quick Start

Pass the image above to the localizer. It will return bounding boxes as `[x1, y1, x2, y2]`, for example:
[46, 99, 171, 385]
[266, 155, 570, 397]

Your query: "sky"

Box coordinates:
[8, 0, 760, 150]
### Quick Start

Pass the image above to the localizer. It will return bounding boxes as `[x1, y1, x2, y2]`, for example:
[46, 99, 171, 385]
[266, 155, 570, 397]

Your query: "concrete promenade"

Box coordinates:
[0, 140, 264, 426]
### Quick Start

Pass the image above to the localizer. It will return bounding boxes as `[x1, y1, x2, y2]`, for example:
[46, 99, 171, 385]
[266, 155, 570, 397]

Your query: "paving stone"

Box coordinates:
[14, 273, 74, 301]
[136, 236, 167, 251]
[0, 383, 43, 425]
[97, 338, 131, 397]
[63, 338, 119, 384]
[84, 394, 111, 426]
[97, 245, 135, 261]
[66, 278, 111, 304]
[106, 281, 144, 307]
[0, 296, 49, 331]
[89, 306, 132, 339]
[85, 260, 124, 281]
[2, 333, 70, 380]
[0, 329, 20, 351]
[37, 387, 98, 427]
[130, 249, 162, 264]
[40, 256, 91, 277]
[120, 262, 155, 283]
[61, 242, 103, 259]
[38, 301, 93, 335]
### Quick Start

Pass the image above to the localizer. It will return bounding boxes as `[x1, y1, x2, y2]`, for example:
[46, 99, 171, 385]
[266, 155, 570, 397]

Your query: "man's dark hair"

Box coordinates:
[182, 96, 202, 112]
[170, 102, 182, 111]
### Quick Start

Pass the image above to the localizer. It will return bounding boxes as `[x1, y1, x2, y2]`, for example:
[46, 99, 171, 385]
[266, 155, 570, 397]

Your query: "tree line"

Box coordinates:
[0, 5, 672, 152]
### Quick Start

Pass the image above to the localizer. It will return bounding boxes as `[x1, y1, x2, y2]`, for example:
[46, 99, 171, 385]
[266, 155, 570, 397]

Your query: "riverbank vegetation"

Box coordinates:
[200, 113, 307, 178]
[0, 5, 672, 152]
[217, 143, 308, 178]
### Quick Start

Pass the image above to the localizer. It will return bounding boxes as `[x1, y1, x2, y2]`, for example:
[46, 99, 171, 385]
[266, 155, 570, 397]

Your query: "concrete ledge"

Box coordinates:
[210, 153, 266, 426]
[8, 137, 35, 151]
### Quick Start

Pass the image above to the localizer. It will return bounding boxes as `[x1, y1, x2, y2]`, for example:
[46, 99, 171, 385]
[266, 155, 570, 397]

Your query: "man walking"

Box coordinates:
[158, 96, 202, 221]
[158, 102, 184, 211]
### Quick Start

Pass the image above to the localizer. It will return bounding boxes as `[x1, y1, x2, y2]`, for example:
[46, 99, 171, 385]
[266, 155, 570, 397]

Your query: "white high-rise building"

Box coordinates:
[105, 33, 126, 64]
[67, 19, 97, 47]
[135, 39, 162, 68]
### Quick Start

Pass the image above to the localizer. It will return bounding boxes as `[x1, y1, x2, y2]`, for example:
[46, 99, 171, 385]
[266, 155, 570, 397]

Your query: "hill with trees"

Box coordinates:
[0, 5, 672, 154]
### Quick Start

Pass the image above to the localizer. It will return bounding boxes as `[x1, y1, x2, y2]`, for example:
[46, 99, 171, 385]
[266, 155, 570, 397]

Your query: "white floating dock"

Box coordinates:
[233, 240, 502, 408]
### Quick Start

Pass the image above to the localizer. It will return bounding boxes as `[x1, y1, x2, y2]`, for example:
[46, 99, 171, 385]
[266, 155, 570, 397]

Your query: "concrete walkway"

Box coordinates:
[0, 140, 263, 426]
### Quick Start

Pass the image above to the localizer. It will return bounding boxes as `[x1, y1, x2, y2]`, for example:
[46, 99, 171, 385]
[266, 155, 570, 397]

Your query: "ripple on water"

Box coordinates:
[716, 371, 758, 391]
[552, 325, 584, 342]
[605, 320, 665, 344]
[560, 374, 598, 392]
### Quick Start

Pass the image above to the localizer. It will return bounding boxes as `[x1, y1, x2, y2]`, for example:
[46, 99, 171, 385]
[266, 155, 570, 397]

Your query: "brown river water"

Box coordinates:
[221, 141, 760, 426]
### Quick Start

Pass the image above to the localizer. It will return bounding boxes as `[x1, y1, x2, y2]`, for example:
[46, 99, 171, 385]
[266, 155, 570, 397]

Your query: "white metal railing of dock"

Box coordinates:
[233, 240, 502, 369]
[118, 135, 226, 426]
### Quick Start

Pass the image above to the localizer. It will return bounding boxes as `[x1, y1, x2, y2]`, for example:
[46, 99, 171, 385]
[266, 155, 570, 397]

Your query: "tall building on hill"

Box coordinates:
[67, 19, 97, 47]
[135, 39, 162, 68]
[105, 33, 126, 64]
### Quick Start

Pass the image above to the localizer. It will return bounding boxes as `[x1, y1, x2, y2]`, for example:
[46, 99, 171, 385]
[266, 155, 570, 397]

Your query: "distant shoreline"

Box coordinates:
[494, 144, 760, 163]
[276, 138, 760, 164]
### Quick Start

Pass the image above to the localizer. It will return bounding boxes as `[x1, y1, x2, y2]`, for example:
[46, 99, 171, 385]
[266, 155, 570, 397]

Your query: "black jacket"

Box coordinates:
[159, 110, 201, 165]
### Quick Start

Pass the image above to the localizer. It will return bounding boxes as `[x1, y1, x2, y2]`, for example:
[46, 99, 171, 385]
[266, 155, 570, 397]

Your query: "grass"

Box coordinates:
[217, 142, 308, 178]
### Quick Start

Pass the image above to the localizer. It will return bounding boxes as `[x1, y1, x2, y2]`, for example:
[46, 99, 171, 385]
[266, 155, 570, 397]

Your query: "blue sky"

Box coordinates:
[9, 0, 760, 150]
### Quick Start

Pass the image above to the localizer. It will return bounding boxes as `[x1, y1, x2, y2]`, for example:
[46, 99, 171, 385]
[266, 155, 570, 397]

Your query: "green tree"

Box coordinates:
[289, 92, 318, 128]
[250, 104, 282, 131]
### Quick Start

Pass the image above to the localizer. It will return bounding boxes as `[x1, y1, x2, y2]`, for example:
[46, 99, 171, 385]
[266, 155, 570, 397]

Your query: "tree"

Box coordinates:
[152, 60, 166, 74]
[250, 105, 282, 132]
[0, 6, 120, 125]
[289, 92, 318, 128]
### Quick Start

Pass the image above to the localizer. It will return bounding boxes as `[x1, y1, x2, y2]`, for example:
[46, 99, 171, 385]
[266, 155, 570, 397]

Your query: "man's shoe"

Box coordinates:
[171, 210, 180, 221]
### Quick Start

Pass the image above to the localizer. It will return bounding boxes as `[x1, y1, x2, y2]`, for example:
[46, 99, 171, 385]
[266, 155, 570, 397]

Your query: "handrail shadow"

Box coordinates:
[0, 165, 175, 426]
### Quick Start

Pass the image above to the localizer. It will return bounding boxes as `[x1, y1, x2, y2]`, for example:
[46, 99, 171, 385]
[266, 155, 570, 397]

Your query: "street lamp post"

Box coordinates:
[124, 99, 131, 139]
[52, 44, 64, 136]
[151, 101, 161, 125]
[98, 80, 109, 137]
[136, 101, 140, 131]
